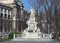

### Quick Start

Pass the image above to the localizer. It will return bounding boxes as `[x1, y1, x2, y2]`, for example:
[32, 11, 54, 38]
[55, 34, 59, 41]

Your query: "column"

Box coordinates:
[6, 9, 9, 32]
[6, 9, 8, 18]
[10, 10, 11, 18]
[13, 14, 16, 39]
[20, 6, 23, 20]
[13, 7, 17, 32]
[0, 8, 1, 13]
[13, 16, 16, 31]
[13, 16, 16, 39]
[2, 8, 5, 32]
[20, 6, 23, 32]
[0, 8, 1, 32]
[13, 6, 17, 39]
[9, 10, 11, 32]
[0, 8, 3, 32]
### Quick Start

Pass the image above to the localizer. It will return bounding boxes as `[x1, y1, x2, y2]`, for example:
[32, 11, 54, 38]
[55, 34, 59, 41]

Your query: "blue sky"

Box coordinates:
[21, 0, 30, 11]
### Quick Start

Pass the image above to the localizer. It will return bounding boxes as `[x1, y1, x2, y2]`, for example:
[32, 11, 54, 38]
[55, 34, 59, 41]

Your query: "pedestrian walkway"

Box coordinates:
[11, 37, 53, 41]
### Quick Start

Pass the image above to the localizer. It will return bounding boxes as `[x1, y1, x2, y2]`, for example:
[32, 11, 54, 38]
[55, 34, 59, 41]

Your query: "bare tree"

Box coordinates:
[27, 0, 45, 32]
[27, 0, 60, 35]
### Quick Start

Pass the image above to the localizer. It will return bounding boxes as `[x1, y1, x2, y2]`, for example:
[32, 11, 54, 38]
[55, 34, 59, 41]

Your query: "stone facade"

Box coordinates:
[0, 0, 24, 33]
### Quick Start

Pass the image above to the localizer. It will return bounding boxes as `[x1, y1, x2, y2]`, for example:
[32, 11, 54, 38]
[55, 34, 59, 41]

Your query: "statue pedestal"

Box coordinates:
[22, 30, 42, 38]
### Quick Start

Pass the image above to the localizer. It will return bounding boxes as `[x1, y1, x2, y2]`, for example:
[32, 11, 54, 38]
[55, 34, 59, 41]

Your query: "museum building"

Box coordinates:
[0, 0, 24, 33]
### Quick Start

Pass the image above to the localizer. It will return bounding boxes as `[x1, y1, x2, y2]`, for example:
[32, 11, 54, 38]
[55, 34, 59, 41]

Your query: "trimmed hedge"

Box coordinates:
[8, 32, 22, 39]
[8, 33, 13, 39]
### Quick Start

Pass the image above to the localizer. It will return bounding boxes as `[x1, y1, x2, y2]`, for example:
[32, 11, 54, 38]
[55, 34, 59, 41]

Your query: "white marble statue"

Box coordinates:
[22, 8, 42, 38]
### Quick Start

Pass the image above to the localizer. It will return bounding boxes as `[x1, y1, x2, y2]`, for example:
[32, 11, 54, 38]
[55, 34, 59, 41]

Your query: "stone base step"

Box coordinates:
[12, 37, 53, 41]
